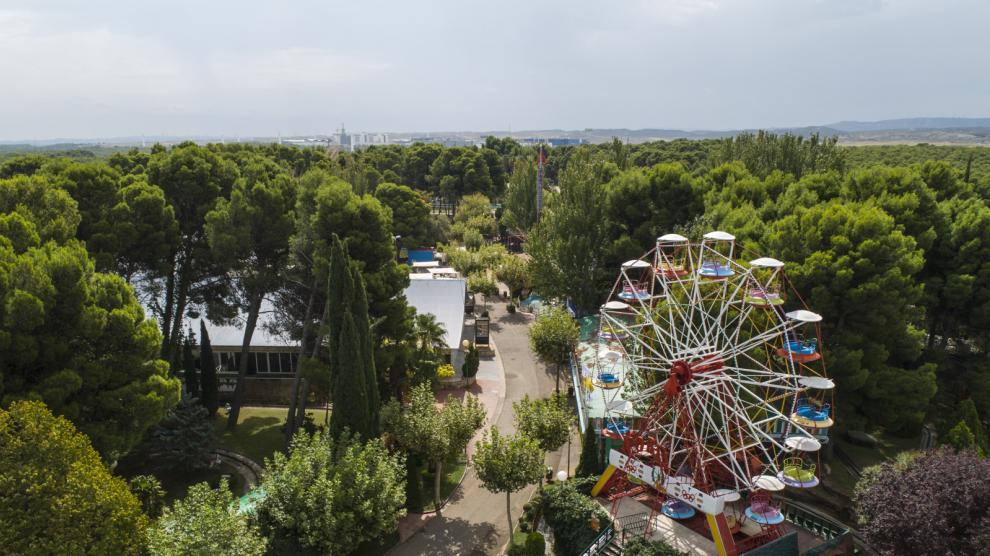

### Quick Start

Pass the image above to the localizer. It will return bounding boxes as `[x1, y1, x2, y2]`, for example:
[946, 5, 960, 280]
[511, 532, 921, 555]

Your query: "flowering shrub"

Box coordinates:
[437, 364, 456, 379]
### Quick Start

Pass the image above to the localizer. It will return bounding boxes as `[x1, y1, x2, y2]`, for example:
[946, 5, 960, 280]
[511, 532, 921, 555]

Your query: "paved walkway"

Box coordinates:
[394, 331, 507, 542]
[389, 300, 562, 556]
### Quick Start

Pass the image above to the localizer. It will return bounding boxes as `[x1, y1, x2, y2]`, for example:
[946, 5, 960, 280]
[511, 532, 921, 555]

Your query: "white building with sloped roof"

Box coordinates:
[405, 274, 469, 372]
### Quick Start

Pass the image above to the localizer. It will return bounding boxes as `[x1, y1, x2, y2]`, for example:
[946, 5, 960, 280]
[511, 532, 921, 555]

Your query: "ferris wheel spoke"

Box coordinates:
[717, 320, 795, 363]
[600, 233, 832, 497]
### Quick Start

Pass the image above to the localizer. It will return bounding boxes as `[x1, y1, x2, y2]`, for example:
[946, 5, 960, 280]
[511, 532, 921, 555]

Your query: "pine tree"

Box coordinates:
[199, 321, 219, 416]
[576, 420, 603, 477]
[351, 266, 380, 436]
[330, 313, 371, 440]
[183, 327, 200, 400]
[143, 398, 214, 472]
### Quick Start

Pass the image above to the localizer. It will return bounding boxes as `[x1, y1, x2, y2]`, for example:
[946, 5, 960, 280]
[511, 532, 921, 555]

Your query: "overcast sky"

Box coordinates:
[1, 0, 987, 139]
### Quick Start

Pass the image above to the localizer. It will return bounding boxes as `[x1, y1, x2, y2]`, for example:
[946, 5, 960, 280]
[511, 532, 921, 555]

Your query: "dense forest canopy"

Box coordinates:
[3, 133, 990, 451]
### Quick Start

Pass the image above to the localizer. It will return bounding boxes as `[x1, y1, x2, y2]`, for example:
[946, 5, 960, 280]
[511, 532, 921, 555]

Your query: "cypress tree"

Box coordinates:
[324, 233, 382, 442]
[351, 266, 380, 436]
[576, 420, 603, 477]
[183, 328, 200, 400]
[326, 235, 353, 397]
[199, 321, 219, 416]
[327, 236, 350, 345]
[330, 313, 370, 440]
[955, 399, 989, 455]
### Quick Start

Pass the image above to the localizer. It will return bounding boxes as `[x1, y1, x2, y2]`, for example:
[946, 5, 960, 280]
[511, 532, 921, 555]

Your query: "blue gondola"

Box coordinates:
[661, 499, 696, 520]
[698, 262, 734, 279]
[796, 403, 830, 422]
[606, 421, 630, 435]
[784, 338, 817, 356]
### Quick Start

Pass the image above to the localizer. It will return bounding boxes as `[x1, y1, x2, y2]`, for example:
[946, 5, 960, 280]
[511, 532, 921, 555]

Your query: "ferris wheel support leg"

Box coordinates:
[590, 464, 618, 497]
[706, 512, 739, 556]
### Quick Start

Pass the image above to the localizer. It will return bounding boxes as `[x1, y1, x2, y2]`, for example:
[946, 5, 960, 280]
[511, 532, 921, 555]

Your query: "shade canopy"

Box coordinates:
[622, 259, 651, 269]
[704, 231, 736, 241]
[750, 257, 784, 268]
[785, 436, 822, 451]
[752, 475, 786, 491]
[786, 309, 823, 323]
[798, 376, 835, 389]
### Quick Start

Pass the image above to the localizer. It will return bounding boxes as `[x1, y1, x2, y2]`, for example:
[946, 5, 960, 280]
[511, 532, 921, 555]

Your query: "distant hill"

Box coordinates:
[497, 119, 990, 145]
[825, 117, 990, 133]
[6, 118, 990, 148]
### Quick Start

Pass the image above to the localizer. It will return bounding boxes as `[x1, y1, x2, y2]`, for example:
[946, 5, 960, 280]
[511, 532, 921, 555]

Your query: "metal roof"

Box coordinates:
[404, 277, 467, 349]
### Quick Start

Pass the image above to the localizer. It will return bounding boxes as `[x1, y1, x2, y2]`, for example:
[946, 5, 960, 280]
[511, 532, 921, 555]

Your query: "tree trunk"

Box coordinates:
[567, 426, 572, 476]
[161, 263, 176, 359]
[295, 377, 308, 433]
[555, 362, 560, 394]
[505, 492, 513, 539]
[311, 297, 329, 359]
[226, 293, 264, 431]
[434, 459, 443, 517]
[286, 279, 317, 444]
[169, 279, 189, 364]
[166, 259, 192, 368]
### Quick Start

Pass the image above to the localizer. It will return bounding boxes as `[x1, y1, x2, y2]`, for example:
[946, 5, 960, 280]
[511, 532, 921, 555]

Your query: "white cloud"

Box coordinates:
[0, 0, 986, 138]
[0, 9, 188, 100]
[631, 0, 721, 26]
[208, 47, 389, 90]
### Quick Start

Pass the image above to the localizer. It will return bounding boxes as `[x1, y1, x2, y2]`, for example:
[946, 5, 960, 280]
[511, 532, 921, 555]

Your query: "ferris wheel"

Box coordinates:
[589, 231, 835, 544]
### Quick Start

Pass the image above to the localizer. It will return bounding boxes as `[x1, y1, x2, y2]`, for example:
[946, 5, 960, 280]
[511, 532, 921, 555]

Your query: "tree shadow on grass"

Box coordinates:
[213, 414, 285, 464]
[234, 415, 281, 435]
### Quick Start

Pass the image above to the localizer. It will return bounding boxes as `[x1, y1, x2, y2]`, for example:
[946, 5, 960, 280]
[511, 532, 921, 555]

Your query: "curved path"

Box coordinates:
[389, 301, 561, 556]
[214, 448, 263, 494]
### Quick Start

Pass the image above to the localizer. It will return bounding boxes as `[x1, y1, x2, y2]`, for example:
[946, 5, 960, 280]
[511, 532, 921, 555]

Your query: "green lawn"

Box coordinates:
[824, 432, 919, 496]
[835, 433, 918, 471]
[212, 406, 324, 466]
[822, 456, 860, 498]
[414, 455, 468, 513]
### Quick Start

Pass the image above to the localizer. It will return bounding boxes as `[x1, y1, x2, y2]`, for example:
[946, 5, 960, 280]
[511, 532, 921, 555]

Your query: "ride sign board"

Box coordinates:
[608, 449, 725, 515]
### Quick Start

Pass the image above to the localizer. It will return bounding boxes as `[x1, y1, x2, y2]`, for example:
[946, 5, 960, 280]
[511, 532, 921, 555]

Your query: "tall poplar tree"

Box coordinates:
[526, 150, 617, 313]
